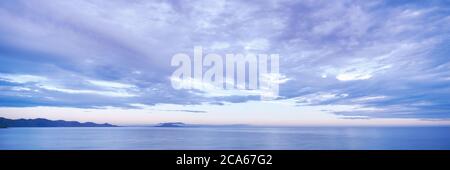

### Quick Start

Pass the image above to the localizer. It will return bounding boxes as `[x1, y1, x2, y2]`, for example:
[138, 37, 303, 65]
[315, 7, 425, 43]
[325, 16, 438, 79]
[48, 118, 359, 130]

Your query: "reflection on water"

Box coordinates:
[1, 127, 450, 150]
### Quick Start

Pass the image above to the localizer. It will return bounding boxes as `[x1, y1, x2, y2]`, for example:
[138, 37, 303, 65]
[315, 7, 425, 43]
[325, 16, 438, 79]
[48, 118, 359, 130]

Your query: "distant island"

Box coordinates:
[155, 122, 186, 127]
[153, 122, 250, 128]
[0, 117, 117, 127]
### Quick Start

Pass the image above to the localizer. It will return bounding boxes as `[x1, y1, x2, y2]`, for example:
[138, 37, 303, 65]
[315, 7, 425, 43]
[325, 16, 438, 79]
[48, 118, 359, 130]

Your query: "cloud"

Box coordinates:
[160, 109, 207, 113]
[0, 74, 47, 84]
[88, 80, 136, 89]
[37, 84, 137, 98]
[0, 0, 449, 120]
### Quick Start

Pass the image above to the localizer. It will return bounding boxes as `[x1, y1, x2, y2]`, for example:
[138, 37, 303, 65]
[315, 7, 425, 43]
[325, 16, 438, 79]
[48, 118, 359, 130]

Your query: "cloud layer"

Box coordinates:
[0, 0, 449, 119]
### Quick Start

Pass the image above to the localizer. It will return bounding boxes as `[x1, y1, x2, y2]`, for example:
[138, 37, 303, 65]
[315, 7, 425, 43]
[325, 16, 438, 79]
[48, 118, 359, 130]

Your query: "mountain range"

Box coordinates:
[0, 117, 117, 127]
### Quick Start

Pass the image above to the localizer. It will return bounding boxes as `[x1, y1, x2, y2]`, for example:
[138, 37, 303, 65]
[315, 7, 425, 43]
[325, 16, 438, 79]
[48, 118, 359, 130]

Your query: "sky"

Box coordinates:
[0, 0, 449, 126]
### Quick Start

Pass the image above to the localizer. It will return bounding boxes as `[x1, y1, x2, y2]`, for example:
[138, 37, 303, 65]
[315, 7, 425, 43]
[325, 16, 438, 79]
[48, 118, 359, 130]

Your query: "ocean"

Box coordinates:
[1, 126, 450, 150]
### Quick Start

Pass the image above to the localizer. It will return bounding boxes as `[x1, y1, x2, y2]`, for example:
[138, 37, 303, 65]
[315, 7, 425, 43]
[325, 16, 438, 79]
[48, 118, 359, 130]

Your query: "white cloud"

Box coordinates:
[336, 72, 373, 81]
[170, 77, 264, 97]
[38, 84, 137, 97]
[323, 59, 393, 81]
[0, 74, 47, 84]
[352, 96, 387, 102]
[0, 73, 138, 97]
[88, 80, 136, 89]
[294, 92, 349, 105]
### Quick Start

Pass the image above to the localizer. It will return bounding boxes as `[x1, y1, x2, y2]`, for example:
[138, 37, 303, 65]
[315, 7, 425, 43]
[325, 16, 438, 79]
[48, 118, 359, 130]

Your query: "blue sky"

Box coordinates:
[0, 0, 449, 126]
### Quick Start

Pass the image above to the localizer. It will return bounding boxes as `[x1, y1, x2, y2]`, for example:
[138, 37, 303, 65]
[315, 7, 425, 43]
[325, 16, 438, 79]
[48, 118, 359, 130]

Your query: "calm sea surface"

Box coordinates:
[1, 127, 450, 150]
